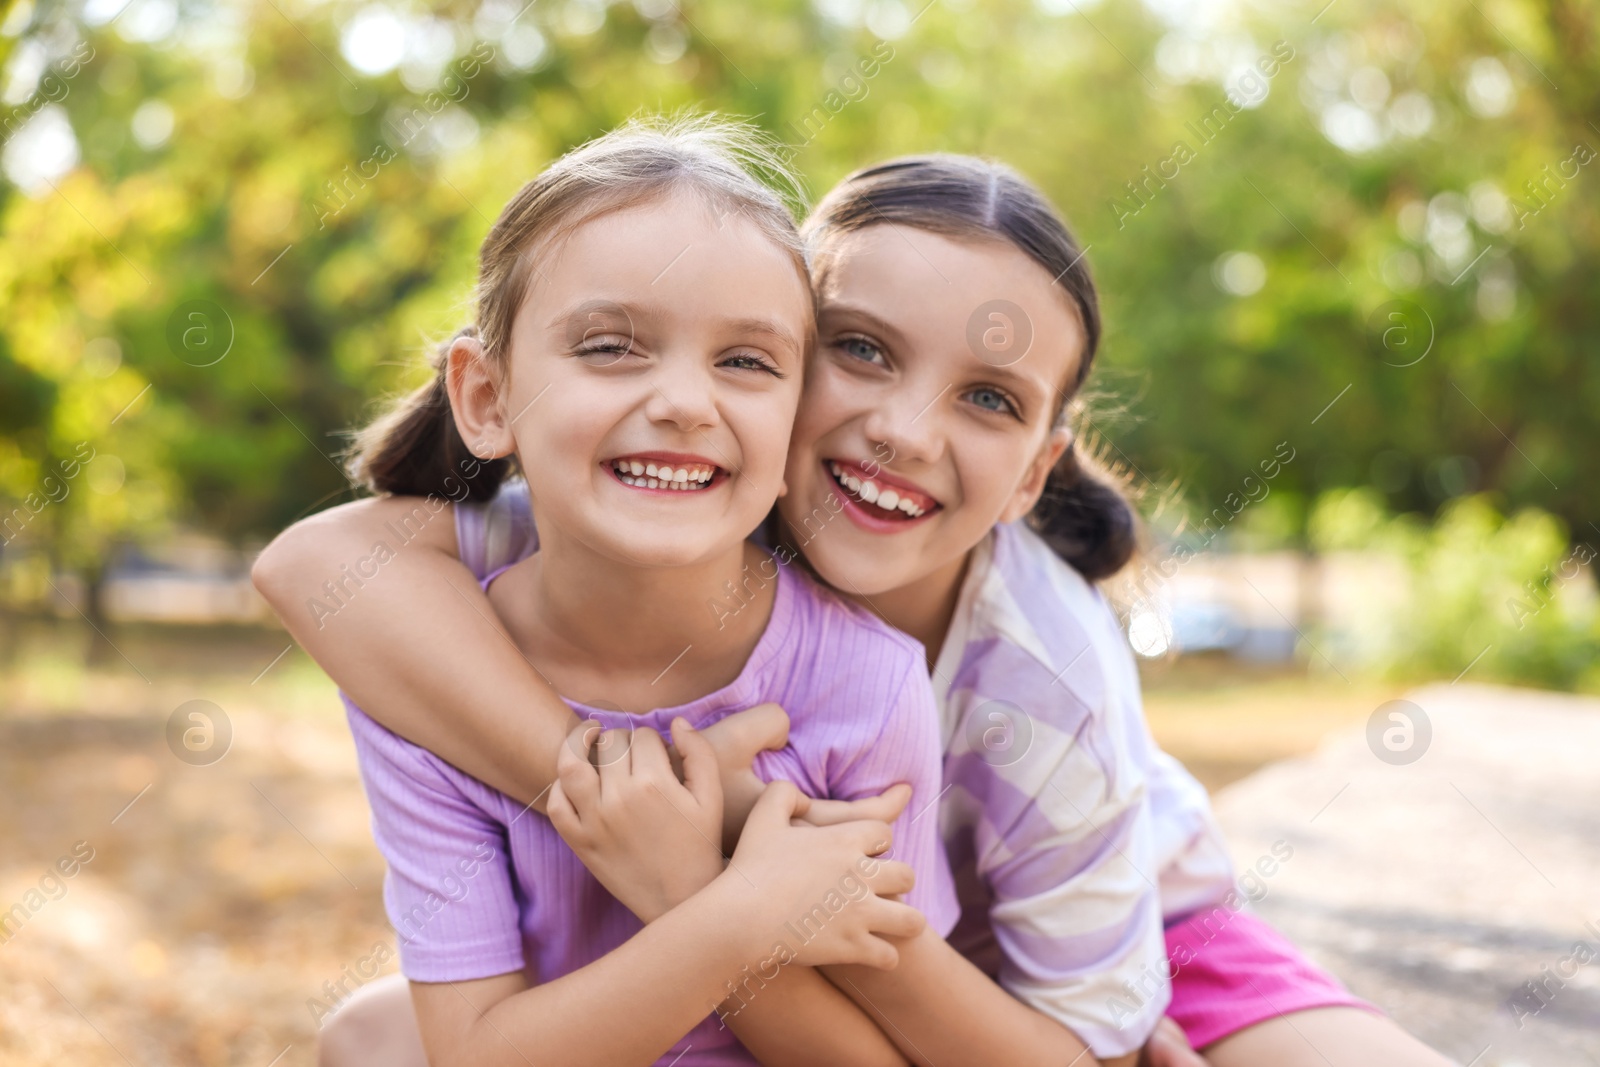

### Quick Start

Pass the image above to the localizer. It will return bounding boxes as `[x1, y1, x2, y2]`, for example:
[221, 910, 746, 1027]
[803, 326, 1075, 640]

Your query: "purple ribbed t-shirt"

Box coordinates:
[455, 480, 1239, 1057]
[343, 545, 959, 1066]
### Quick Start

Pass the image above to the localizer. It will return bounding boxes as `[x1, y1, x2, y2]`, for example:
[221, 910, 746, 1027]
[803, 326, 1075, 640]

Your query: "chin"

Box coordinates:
[797, 539, 908, 599]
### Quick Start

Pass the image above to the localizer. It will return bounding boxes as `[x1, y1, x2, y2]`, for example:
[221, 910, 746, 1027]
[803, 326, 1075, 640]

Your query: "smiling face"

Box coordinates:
[454, 189, 810, 570]
[780, 224, 1085, 597]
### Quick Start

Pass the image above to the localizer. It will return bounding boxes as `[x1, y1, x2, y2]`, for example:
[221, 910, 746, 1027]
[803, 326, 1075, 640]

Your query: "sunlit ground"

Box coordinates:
[0, 620, 1416, 1066]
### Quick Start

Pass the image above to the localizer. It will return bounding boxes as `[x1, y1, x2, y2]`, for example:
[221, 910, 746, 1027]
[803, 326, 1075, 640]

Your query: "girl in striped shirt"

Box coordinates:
[257, 154, 1453, 1066]
[292, 118, 996, 1067]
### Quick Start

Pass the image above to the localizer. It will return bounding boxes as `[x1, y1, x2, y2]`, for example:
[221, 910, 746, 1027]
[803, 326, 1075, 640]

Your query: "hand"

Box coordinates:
[694, 703, 791, 852]
[710, 780, 927, 971]
[1140, 1016, 1207, 1067]
[548, 717, 725, 923]
[691, 704, 913, 852]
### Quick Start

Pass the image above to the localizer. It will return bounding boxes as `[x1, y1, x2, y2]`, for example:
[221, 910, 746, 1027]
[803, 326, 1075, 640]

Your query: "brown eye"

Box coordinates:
[576, 336, 634, 363]
[720, 351, 783, 376]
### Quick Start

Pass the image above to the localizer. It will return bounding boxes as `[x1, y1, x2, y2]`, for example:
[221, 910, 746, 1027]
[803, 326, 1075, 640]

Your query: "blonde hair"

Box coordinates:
[349, 115, 809, 500]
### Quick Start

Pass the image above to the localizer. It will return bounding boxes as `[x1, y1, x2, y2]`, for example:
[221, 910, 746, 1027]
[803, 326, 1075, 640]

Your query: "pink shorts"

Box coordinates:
[1164, 907, 1379, 1048]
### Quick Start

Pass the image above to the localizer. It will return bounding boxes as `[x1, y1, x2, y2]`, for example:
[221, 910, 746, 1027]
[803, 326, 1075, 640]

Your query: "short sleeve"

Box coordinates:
[344, 697, 526, 982]
[456, 480, 539, 580]
[829, 658, 961, 938]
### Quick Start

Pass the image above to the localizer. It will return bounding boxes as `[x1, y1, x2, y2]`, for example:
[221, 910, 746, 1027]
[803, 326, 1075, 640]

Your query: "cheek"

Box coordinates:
[793, 362, 876, 453]
[952, 436, 1033, 521]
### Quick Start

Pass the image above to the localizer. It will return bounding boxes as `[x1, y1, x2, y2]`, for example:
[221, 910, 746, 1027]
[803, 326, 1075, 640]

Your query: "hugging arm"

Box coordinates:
[816, 666, 1140, 1067]
[259, 498, 919, 1062]
[252, 494, 816, 837]
[549, 719, 916, 1067]
[252, 494, 573, 806]
[354, 721, 769, 1067]
[356, 711, 923, 1067]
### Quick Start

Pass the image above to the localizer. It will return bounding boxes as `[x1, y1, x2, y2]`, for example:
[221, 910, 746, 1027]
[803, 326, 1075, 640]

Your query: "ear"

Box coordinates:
[999, 426, 1071, 525]
[445, 334, 514, 460]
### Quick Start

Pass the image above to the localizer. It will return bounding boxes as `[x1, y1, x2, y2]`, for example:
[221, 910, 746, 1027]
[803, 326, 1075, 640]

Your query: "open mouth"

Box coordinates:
[826, 459, 939, 522]
[606, 455, 725, 492]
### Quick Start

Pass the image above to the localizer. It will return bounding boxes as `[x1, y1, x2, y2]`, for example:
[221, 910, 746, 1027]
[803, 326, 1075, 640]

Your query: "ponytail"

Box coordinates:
[346, 326, 514, 502]
[1028, 431, 1139, 581]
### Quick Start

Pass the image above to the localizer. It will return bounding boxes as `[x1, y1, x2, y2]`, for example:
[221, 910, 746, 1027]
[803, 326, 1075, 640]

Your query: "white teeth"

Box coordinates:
[826, 460, 930, 518]
[613, 459, 719, 492]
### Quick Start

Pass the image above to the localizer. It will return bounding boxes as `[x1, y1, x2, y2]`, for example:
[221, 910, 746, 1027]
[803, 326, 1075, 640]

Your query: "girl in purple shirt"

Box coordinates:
[260, 149, 1455, 1066]
[316, 118, 975, 1067]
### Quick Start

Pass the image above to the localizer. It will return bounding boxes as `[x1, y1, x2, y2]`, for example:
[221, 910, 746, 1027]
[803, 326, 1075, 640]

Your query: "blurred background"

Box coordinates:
[1, 0, 1597, 1062]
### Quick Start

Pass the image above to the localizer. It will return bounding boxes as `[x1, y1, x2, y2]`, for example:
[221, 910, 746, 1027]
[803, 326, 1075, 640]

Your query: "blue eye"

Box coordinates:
[837, 336, 886, 365]
[965, 386, 1019, 417]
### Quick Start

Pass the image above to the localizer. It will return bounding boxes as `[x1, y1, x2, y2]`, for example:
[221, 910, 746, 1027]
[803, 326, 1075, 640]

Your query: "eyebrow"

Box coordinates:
[547, 301, 801, 354]
[723, 316, 802, 355]
[816, 301, 912, 351]
[980, 360, 1051, 397]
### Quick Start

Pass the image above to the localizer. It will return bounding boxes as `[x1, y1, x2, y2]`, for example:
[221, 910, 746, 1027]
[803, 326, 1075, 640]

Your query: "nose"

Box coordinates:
[641, 356, 719, 434]
[861, 379, 946, 468]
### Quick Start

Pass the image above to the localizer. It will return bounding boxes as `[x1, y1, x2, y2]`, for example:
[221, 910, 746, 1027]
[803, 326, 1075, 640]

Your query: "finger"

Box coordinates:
[594, 728, 633, 796]
[556, 723, 601, 815]
[628, 725, 672, 783]
[850, 934, 900, 971]
[546, 780, 581, 839]
[861, 897, 926, 941]
[862, 858, 916, 899]
[663, 743, 687, 785]
[843, 819, 895, 859]
[801, 784, 912, 828]
[743, 778, 805, 837]
[701, 702, 790, 765]
[671, 717, 723, 813]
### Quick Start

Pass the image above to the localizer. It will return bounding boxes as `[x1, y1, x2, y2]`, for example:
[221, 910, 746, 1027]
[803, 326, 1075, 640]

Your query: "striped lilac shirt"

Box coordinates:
[344, 520, 959, 1067]
[457, 483, 1235, 1057]
[931, 521, 1235, 1055]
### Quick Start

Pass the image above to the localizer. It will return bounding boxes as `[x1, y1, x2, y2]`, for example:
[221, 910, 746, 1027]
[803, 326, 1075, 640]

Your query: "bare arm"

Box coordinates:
[552, 721, 910, 1067]
[824, 930, 1134, 1067]
[411, 878, 769, 1067]
[252, 494, 575, 806]
[252, 495, 808, 831]
[413, 785, 925, 1067]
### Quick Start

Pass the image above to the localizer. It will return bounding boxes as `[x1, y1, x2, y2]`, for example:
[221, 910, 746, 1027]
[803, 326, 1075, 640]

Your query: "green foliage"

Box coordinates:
[1310, 488, 1600, 690]
[0, 0, 1596, 649]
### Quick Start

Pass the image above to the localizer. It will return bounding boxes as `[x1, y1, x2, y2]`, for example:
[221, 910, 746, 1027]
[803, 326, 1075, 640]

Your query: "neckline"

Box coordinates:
[930, 528, 999, 710]
[484, 550, 796, 724]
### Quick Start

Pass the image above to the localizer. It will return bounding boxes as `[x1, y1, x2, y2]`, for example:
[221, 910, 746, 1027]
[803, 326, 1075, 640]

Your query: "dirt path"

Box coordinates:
[3, 673, 1594, 1065]
[1210, 683, 1600, 1064]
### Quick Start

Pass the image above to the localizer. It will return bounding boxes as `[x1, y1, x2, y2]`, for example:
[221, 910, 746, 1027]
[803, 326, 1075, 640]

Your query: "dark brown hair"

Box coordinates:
[348, 116, 809, 502]
[802, 154, 1138, 580]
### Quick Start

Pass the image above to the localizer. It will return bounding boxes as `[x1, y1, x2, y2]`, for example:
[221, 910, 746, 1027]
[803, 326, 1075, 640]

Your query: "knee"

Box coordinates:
[317, 975, 418, 1067]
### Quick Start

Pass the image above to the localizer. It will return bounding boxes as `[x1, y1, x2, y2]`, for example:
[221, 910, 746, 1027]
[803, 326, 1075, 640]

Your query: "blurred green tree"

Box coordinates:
[0, 0, 1594, 664]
